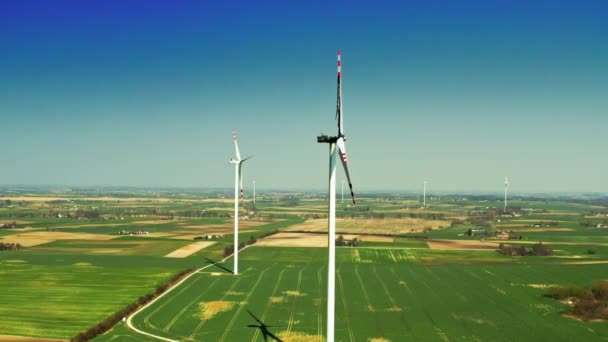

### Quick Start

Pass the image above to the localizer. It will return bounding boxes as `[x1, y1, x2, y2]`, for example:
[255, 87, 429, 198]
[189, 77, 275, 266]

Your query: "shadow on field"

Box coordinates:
[202, 257, 233, 274]
[247, 309, 283, 342]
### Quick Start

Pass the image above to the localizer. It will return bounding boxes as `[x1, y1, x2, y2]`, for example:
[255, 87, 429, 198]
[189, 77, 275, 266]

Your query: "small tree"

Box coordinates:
[336, 234, 344, 246]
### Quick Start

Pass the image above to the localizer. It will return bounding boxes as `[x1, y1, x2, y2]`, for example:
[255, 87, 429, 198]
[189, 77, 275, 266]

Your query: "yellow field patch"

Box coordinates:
[132, 219, 182, 225]
[278, 331, 324, 342]
[72, 262, 93, 267]
[560, 260, 608, 265]
[368, 338, 391, 342]
[182, 219, 271, 230]
[196, 301, 235, 320]
[144, 232, 178, 238]
[535, 212, 582, 216]
[286, 218, 451, 234]
[164, 241, 215, 258]
[270, 296, 285, 303]
[256, 233, 327, 247]
[0, 238, 52, 247]
[1, 231, 116, 247]
[359, 235, 394, 243]
[505, 228, 574, 232]
[283, 291, 307, 297]
[427, 239, 499, 250]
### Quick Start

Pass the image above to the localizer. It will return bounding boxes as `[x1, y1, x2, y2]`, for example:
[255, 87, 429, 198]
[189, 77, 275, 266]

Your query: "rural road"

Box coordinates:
[126, 246, 252, 342]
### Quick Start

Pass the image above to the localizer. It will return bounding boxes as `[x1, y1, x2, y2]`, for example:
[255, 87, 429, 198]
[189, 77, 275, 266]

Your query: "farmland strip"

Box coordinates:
[336, 270, 355, 342]
[219, 268, 271, 342]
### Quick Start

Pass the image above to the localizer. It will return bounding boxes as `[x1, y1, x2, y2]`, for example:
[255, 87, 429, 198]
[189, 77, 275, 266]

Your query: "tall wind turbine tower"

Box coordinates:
[504, 176, 509, 210]
[229, 130, 253, 275]
[341, 179, 345, 203]
[317, 49, 356, 342]
[253, 179, 256, 204]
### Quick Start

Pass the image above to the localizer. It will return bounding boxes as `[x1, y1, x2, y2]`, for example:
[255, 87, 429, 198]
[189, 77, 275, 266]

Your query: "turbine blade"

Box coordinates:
[336, 49, 343, 136]
[239, 166, 244, 204]
[233, 130, 241, 160]
[336, 137, 355, 204]
[240, 155, 254, 163]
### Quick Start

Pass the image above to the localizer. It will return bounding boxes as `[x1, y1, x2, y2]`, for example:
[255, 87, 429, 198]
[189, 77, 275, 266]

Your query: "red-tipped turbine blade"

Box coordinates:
[336, 137, 355, 204]
[232, 130, 242, 160]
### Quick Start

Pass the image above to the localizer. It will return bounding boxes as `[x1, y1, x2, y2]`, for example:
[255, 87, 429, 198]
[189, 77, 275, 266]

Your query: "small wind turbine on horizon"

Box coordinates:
[317, 49, 356, 342]
[504, 176, 509, 211]
[229, 130, 253, 275]
[253, 179, 256, 204]
[423, 180, 428, 208]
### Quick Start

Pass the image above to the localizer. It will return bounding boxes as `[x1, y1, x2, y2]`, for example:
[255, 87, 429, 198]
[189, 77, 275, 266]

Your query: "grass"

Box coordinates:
[0, 252, 189, 339]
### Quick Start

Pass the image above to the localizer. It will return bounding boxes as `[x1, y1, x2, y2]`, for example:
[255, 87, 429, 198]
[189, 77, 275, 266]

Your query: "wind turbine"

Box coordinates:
[317, 49, 356, 342]
[253, 179, 256, 204]
[504, 176, 509, 211]
[423, 181, 428, 208]
[341, 179, 345, 203]
[229, 130, 252, 275]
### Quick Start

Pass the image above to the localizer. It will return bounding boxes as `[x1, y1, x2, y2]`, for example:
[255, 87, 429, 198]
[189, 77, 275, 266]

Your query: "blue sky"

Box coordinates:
[1, 1, 607, 192]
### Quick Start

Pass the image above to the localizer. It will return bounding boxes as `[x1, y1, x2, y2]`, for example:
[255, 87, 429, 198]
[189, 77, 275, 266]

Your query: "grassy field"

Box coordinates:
[1, 191, 608, 340]
[103, 246, 608, 341]
[0, 252, 188, 338]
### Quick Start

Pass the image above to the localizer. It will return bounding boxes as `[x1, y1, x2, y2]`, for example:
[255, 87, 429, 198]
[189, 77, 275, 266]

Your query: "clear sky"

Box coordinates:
[1, 1, 607, 193]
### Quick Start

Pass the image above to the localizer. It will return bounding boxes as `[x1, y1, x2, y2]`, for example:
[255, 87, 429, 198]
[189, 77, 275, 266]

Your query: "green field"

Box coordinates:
[100, 246, 608, 341]
[1, 192, 608, 341]
[0, 252, 189, 338]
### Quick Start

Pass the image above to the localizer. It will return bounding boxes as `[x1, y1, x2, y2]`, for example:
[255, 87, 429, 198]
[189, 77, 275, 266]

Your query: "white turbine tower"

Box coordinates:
[504, 176, 509, 211]
[341, 179, 345, 203]
[229, 130, 252, 275]
[317, 49, 356, 342]
[253, 179, 256, 204]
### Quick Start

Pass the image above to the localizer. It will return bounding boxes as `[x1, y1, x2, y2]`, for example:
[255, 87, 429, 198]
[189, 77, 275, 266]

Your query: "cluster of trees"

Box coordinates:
[336, 234, 359, 247]
[223, 243, 246, 258]
[546, 280, 608, 320]
[498, 242, 553, 256]
[1, 221, 21, 229]
[222, 230, 280, 258]
[0, 242, 22, 251]
[72, 267, 195, 342]
[280, 196, 300, 207]
[581, 220, 608, 228]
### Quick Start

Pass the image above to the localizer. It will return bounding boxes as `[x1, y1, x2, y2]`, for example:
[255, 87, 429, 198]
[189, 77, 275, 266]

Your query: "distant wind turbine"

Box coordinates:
[317, 49, 356, 342]
[504, 176, 509, 210]
[423, 181, 428, 207]
[229, 130, 253, 275]
[253, 179, 256, 204]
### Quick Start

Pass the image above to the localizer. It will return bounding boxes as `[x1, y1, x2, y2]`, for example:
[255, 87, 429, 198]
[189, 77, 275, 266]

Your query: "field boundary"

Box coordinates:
[126, 245, 252, 342]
